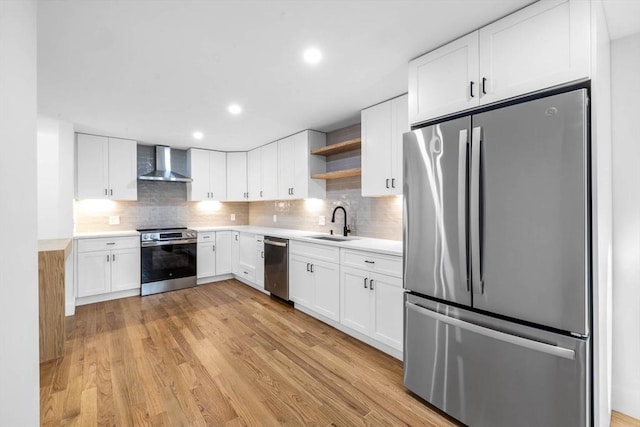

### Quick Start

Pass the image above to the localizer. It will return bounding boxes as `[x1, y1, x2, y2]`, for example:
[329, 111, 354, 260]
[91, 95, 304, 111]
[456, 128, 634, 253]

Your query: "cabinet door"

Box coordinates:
[311, 259, 340, 322]
[289, 254, 313, 308]
[209, 151, 227, 201]
[197, 242, 216, 279]
[277, 136, 294, 199]
[369, 272, 404, 350]
[107, 137, 137, 201]
[188, 148, 211, 201]
[478, 0, 589, 106]
[361, 100, 393, 197]
[291, 132, 310, 199]
[260, 142, 279, 200]
[231, 232, 240, 274]
[408, 31, 479, 125]
[215, 231, 233, 275]
[255, 246, 265, 288]
[247, 148, 261, 201]
[390, 95, 409, 195]
[110, 248, 141, 292]
[77, 250, 110, 297]
[238, 233, 256, 271]
[76, 134, 109, 199]
[340, 267, 371, 335]
[226, 152, 248, 201]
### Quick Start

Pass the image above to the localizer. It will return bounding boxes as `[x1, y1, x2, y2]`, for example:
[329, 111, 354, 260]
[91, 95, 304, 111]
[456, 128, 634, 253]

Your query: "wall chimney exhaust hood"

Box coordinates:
[138, 145, 192, 182]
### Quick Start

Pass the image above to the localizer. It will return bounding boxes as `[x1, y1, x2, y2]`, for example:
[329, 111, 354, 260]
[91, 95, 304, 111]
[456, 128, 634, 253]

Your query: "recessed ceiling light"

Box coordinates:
[228, 104, 242, 115]
[303, 47, 322, 65]
[193, 131, 204, 140]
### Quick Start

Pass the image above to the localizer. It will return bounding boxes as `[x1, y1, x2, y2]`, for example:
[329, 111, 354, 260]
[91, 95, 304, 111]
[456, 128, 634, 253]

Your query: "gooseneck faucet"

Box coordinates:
[331, 206, 351, 237]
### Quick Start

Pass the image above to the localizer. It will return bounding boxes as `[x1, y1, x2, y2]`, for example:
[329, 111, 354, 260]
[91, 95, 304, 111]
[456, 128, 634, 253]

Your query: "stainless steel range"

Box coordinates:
[138, 227, 197, 296]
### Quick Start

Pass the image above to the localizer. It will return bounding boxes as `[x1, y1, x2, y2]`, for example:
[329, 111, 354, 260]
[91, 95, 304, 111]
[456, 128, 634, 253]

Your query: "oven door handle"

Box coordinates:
[141, 239, 197, 247]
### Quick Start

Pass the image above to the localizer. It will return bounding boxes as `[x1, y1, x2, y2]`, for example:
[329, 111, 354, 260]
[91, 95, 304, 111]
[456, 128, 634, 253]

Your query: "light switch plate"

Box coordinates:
[273, 214, 277, 223]
[230, 213, 236, 221]
[108, 215, 120, 225]
[319, 216, 325, 225]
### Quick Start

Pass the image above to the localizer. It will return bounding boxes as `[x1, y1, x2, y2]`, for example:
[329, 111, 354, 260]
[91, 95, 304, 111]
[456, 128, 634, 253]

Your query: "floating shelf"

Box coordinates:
[312, 168, 361, 180]
[311, 137, 361, 156]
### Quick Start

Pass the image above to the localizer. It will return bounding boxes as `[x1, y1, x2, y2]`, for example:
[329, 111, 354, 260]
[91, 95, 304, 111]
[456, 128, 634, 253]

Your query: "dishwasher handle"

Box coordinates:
[264, 238, 287, 248]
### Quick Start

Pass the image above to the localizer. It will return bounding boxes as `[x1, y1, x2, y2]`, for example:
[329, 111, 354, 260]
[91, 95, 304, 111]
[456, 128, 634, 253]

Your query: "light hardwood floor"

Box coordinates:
[41, 279, 638, 426]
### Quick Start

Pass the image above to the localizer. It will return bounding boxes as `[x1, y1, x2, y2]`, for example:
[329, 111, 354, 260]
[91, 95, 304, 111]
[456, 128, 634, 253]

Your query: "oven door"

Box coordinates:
[141, 242, 197, 284]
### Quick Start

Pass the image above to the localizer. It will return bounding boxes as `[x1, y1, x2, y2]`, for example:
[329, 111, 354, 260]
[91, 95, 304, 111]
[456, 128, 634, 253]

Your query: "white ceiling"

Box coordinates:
[39, 0, 605, 151]
[602, 0, 640, 40]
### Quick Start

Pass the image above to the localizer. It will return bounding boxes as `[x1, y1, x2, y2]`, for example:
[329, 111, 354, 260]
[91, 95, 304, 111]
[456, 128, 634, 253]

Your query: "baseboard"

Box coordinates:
[65, 301, 75, 317]
[197, 273, 233, 285]
[233, 275, 269, 294]
[612, 384, 640, 420]
[75, 288, 141, 306]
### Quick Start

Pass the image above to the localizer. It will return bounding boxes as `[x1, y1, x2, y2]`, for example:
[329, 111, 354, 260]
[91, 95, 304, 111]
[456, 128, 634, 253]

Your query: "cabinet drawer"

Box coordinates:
[256, 235, 264, 249]
[341, 249, 402, 278]
[197, 232, 216, 243]
[290, 240, 339, 263]
[77, 236, 139, 253]
[238, 263, 256, 282]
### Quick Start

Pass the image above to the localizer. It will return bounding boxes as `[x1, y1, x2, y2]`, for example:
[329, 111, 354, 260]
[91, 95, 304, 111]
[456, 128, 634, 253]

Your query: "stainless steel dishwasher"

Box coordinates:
[264, 236, 289, 300]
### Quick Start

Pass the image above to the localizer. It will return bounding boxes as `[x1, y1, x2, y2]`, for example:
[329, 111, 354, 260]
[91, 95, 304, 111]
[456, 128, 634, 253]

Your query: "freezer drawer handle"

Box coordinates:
[405, 302, 575, 360]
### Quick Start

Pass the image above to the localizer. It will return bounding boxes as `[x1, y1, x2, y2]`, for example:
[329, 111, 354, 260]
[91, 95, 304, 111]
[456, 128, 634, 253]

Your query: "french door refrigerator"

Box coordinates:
[403, 88, 590, 427]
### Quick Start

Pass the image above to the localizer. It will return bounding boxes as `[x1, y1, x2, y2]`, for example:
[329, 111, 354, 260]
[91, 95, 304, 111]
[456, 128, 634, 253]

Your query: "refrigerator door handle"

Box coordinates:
[458, 129, 469, 291]
[470, 126, 484, 294]
[405, 301, 576, 360]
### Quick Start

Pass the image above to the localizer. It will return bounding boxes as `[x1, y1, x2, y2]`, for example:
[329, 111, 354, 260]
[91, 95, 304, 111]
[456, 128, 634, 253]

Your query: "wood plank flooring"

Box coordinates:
[40, 279, 457, 426]
[40, 279, 639, 426]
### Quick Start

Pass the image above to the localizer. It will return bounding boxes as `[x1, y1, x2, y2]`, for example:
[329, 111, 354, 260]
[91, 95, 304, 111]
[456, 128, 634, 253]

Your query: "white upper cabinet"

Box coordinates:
[408, 33, 479, 125]
[187, 148, 227, 201]
[277, 130, 326, 200]
[76, 133, 137, 200]
[362, 94, 408, 197]
[478, 0, 590, 105]
[408, 0, 590, 125]
[226, 152, 248, 201]
[247, 142, 278, 201]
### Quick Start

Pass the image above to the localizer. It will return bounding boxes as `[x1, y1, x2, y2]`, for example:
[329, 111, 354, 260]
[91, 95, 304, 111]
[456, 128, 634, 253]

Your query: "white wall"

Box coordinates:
[0, 1, 40, 425]
[611, 31, 640, 420]
[37, 116, 74, 240]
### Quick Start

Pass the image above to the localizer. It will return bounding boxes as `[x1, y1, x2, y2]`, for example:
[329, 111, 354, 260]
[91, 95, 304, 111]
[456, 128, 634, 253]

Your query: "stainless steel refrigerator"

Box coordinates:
[403, 89, 590, 427]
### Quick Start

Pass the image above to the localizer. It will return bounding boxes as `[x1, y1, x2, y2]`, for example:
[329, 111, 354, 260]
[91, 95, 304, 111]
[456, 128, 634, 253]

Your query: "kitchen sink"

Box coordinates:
[307, 235, 360, 242]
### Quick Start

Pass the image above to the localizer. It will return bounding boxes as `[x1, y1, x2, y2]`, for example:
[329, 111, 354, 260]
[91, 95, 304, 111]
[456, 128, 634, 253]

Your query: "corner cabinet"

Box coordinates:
[76, 133, 137, 200]
[277, 130, 327, 200]
[361, 94, 408, 197]
[187, 148, 227, 201]
[247, 142, 278, 201]
[76, 236, 140, 300]
[408, 0, 590, 125]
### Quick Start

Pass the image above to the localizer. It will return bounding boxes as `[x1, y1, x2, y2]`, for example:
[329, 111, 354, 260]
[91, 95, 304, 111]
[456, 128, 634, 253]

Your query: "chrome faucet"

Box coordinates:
[331, 206, 351, 237]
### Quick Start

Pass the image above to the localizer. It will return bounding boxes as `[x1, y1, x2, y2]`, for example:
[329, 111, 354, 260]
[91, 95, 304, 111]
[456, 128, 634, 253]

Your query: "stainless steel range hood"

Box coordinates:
[138, 145, 192, 182]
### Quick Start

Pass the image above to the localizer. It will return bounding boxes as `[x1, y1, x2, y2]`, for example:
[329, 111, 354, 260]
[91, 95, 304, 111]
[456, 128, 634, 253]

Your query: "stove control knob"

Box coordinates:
[142, 234, 149, 240]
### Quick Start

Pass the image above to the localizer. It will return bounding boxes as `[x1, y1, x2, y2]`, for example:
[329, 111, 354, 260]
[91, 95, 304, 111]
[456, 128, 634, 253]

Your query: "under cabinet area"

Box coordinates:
[289, 241, 340, 322]
[76, 133, 137, 200]
[76, 236, 140, 303]
[408, 0, 590, 124]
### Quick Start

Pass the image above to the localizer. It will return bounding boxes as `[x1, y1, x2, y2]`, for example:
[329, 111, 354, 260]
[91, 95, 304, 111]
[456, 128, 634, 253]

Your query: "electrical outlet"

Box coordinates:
[273, 214, 277, 223]
[230, 213, 236, 221]
[108, 215, 120, 225]
[319, 216, 325, 226]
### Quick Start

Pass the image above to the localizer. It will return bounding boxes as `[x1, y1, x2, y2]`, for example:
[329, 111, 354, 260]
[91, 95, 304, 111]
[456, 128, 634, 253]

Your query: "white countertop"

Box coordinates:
[191, 225, 403, 256]
[73, 226, 402, 256]
[74, 230, 140, 239]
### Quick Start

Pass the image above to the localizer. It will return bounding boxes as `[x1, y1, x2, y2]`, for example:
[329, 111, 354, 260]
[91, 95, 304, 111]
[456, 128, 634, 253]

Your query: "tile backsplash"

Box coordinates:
[74, 124, 402, 240]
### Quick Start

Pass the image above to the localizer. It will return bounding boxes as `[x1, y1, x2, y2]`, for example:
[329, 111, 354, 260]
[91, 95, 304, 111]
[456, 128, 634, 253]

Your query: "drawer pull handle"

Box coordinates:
[364, 260, 375, 264]
[106, 242, 116, 245]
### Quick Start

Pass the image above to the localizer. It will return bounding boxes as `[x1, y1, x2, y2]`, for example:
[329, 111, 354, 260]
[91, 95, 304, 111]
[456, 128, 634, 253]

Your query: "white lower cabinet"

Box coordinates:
[197, 232, 216, 279]
[216, 231, 233, 275]
[289, 241, 341, 322]
[231, 231, 240, 274]
[340, 259, 404, 352]
[255, 236, 264, 288]
[76, 236, 140, 299]
[237, 232, 257, 284]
